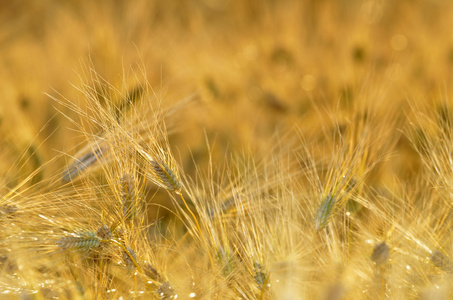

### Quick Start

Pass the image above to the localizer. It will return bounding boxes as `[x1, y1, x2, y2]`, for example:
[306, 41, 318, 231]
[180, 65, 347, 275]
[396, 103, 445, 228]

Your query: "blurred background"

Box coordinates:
[1, 0, 453, 205]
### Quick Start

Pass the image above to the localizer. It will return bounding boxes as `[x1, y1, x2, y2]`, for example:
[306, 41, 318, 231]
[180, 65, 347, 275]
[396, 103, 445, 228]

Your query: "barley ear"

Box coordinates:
[150, 159, 181, 192]
[57, 232, 101, 250]
[315, 194, 336, 231]
[371, 242, 390, 266]
[122, 246, 138, 269]
[120, 173, 137, 219]
[62, 146, 107, 182]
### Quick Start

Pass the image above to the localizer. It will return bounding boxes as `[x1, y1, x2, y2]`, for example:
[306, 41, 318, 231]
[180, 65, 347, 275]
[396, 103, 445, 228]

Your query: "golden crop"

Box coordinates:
[1, 1, 453, 299]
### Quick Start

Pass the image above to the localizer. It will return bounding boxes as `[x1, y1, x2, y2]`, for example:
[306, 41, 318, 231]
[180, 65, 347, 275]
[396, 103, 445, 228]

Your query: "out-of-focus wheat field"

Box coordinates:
[2, 0, 453, 299]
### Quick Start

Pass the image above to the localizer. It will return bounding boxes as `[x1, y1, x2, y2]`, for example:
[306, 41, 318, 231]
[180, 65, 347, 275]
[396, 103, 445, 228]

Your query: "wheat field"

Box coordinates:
[1, 1, 453, 299]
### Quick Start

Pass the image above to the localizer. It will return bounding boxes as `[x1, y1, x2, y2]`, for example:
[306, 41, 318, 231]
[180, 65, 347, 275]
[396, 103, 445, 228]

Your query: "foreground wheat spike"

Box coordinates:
[216, 245, 235, 276]
[149, 159, 181, 192]
[315, 194, 336, 230]
[143, 264, 175, 298]
[144, 263, 164, 282]
[253, 262, 267, 288]
[134, 143, 182, 192]
[57, 232, 101, 250]
[371, 241, 390, 266]
[156, 282, 175, 299]
[0, 204, 18, 217]
[207, 197, 235, 219]
[120, 173, 137, 219]
[122, 246, 138, 269]
[431, 250, 453, 272]
[96, 225, 112, 240]
[62, 146, 108, 182]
